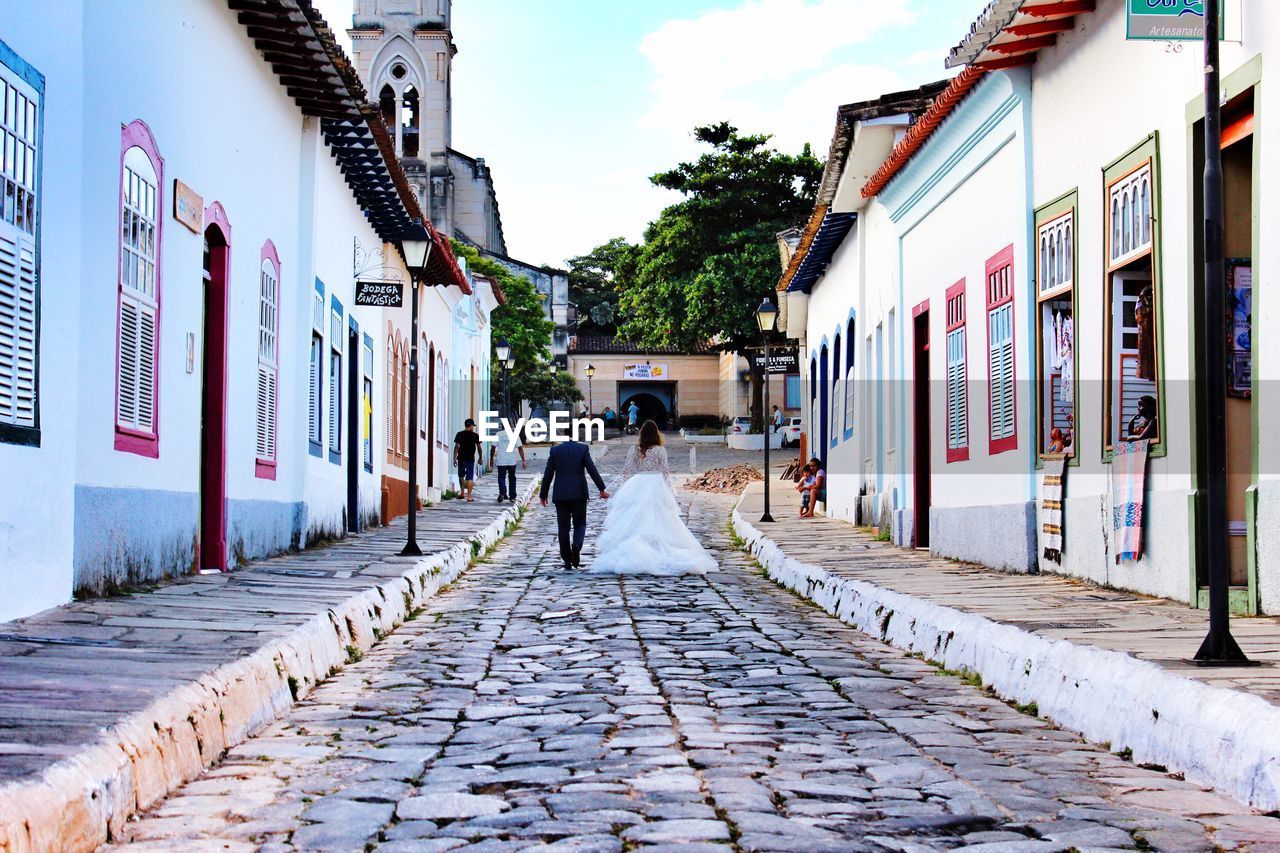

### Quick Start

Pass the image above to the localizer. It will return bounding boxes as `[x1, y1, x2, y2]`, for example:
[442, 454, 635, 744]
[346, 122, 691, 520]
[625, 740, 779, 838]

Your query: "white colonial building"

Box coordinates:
[0, 0, 466, 622]
[784, 0, 1280, 614]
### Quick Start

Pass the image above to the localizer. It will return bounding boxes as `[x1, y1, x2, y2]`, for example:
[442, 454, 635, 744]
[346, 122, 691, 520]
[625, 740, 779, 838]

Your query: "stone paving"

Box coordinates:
[733, 482, 1280, 703]
[0, 484, 525, 784]
[111, 439, 1280, 851]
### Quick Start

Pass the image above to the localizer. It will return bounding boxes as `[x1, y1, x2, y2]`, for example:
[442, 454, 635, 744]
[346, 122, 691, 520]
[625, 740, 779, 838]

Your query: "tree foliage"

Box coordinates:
[566, 237, 638, 336]
[450, 240, 556, 411]
[615, 122, 822, 354]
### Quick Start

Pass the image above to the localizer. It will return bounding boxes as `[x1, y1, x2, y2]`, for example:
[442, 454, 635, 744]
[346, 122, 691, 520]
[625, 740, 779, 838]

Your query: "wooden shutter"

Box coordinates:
[256, 364, 276, 460]
[988, 303, 1016, 443]
[308, 335, 320, 444]
[0, 225, 36, 427]
[116, 292, 156, 433]
[985, 248, 1016, 454]
[946, 327, 967, 453]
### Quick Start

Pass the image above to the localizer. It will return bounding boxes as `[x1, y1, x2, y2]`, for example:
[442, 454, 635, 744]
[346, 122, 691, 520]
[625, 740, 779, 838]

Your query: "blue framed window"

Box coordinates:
[784, 374, 801, 410]
[328, 294, 343, 464]
[308, 279, 325, 457]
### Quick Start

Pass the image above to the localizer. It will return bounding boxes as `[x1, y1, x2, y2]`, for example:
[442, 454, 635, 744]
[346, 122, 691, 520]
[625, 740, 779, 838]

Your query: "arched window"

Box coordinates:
[420, 334, 428, 438]
[255, 242, 281, 478]
[402, 85, 420, 158]
[830, 335, 842, 448]
[819, 344, 830, 459]
[386, 335, 396, 462]
[843, 317, 856, 435]
[400, 346, 409, 457]
[436, 351, 446, 444]
[1140, 177, 1151, 246]
[1112, 199, 1121, 261]
[379, 84, 396, 133]
[115, 121, 163, 457]
[809, 355, 818, 452]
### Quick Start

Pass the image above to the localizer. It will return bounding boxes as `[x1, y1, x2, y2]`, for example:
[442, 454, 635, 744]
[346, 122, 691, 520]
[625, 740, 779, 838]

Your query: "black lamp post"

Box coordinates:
[585, 363, 595, 418]
[1194, 0, 1252, 665]
[504, 354, 516, 420]
[548, 360, 558, 417]
[399, 226, 432, 557]
[496, 338, 512, 421]
[757, 297, 778, 523]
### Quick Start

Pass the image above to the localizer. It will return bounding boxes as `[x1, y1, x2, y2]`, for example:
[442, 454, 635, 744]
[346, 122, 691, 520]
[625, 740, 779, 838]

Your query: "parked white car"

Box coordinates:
[779, 417, 803, 447]
[730, 416, 752, 435]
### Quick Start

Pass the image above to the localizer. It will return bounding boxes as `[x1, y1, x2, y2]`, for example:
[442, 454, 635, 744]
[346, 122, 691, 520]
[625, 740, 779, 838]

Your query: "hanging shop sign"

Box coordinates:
[623, 363, 666, 380]
[354, 279, 404, 307]
[1126, 0, 1225, 41]
[752, 349, 799, 375]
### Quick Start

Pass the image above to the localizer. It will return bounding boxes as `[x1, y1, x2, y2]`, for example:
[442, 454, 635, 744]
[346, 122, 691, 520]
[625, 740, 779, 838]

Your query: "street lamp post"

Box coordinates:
[585, 363, 595, 419]
[496, 338, 512, 421]
[504, 354, 516, 420]
[756, 297, 778, 523]
[399, 226, 432, 558]
[1194, 0, 1252, 665]
[549, 360, 558, 418]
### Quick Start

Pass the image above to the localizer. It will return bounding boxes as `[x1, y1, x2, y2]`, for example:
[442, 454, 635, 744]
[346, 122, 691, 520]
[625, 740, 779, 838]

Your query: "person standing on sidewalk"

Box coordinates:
[453, 419, 484, 503]
[771, 405, 783, 433]
[489, 429, 527, 503]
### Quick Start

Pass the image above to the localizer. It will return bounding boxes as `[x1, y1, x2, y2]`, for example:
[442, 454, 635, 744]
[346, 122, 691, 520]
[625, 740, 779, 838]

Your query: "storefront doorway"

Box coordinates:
[1190, 76, 1258, 613]
[912, 307, 931, 548]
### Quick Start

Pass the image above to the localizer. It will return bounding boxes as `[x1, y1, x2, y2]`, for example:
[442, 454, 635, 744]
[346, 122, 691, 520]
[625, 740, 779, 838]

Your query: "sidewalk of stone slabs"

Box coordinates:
[732, 481, 1280, 812]
[0, 475, 540, 853]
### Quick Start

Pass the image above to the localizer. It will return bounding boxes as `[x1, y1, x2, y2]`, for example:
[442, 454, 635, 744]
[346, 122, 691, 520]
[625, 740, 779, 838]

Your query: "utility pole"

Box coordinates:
[1193, 0, 1251, 665]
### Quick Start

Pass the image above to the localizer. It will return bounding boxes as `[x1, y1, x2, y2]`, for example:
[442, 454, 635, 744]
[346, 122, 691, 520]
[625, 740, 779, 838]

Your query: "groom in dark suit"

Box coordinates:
[540, 440, 609, 569]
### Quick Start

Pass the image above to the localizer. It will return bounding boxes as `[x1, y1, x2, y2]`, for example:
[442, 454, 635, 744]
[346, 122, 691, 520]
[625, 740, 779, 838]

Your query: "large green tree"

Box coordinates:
[450, 241, 559, 414]
[566, 237, 638, 336]
[617, 122, 822, 354]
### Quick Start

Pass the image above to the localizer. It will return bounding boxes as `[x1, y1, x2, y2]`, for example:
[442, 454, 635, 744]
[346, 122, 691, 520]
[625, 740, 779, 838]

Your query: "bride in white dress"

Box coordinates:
[589, 421, 717, 575]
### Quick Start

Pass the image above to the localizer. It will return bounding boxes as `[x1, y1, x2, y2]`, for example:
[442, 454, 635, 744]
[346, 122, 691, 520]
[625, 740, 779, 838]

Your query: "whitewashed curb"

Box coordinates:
[0, 479, 540, 853]
[732, 498, 1280, 811]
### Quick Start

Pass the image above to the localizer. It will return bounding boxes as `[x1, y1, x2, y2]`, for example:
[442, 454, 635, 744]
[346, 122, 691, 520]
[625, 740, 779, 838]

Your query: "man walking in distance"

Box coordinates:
[489, 428, 526, 503]
[453, 418, 484, 503]
[540, 439, 608, 569]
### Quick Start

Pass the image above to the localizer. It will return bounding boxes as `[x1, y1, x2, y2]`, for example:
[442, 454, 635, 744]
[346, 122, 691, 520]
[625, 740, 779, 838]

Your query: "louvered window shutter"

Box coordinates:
[946, 327, 967, 450]
[309, 336, 321, 443]
[0, 227, 37, 428]
[988, 303, 1016, 441]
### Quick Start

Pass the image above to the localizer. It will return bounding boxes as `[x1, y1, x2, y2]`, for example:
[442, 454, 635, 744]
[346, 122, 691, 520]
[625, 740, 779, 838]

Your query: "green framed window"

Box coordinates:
[1035, 190, 1078, 460]
[1102, 134, 1165, 459]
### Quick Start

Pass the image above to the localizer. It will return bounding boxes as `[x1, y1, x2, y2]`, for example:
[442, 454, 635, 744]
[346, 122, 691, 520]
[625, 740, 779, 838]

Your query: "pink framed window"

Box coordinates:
[115, 120, 163, 458]
[255, 240, 281, 478]
[985, 245, 1017, 455]
[944, 279, 968, 463]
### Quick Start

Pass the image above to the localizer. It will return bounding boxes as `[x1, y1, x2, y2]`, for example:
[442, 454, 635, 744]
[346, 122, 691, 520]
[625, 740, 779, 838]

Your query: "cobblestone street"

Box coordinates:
[113, 444, 1280, 851]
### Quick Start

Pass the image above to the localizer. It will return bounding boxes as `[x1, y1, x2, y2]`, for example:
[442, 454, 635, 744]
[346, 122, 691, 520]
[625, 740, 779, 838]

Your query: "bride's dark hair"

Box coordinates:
[638, 420, 662, 455]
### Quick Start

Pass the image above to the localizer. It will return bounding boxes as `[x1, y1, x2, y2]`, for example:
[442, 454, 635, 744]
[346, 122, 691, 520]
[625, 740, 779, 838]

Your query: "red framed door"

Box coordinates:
[912, 307, 931, 548]
[200, 207, 231, 571]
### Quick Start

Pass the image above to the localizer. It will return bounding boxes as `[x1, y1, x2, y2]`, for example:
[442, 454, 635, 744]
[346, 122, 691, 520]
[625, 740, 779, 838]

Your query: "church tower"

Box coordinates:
[348, 0, 506, 254]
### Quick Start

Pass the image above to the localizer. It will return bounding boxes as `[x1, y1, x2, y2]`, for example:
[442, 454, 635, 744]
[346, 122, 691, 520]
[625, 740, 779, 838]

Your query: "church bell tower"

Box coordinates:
[348, 0, 456, 226]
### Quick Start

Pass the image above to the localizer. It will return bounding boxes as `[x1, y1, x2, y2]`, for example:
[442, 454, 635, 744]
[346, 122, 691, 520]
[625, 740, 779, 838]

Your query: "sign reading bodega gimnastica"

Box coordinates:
[354, 279, 404, 307]
[1126, 0, 1225, 41]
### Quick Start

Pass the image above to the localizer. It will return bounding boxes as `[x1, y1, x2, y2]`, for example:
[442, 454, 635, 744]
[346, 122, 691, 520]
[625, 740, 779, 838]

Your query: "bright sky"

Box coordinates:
[314, 0, 984, 268]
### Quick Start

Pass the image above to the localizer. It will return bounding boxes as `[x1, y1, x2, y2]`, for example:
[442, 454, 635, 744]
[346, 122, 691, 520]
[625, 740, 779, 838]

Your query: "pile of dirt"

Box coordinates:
[686, 464, 764, 494]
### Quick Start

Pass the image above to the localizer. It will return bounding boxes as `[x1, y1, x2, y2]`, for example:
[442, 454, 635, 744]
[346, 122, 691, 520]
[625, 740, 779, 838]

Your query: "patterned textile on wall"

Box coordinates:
[1041, 455, 1066, 565]
[1110, 439, 1150, 564]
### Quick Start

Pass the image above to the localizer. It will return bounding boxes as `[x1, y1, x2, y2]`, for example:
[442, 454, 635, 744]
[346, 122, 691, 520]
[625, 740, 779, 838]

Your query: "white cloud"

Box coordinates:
[638, 0, 917, 148]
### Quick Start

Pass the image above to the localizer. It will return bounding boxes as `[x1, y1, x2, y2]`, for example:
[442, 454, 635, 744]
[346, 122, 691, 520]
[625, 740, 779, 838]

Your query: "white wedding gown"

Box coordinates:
[589, 444, 717, 575]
